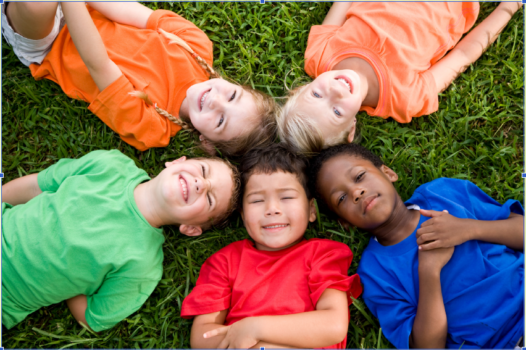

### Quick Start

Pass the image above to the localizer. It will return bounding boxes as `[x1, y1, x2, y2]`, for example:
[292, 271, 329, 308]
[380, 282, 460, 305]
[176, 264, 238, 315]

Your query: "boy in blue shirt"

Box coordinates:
[310, 143, 524, 349]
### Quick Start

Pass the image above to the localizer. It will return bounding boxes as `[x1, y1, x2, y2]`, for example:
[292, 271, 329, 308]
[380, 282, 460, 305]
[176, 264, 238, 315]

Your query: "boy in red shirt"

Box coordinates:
[181, 143, 362, 348]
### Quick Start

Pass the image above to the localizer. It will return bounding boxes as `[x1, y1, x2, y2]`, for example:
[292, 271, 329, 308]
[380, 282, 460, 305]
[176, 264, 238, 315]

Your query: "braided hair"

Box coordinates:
[129, 29, 219, 131]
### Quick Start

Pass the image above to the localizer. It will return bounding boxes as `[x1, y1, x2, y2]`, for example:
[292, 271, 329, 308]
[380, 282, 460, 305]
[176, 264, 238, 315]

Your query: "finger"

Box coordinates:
[416, 233, 436, 246]
[419, 240, 443, 251]
[204, 326, 230, 339]
[443, 210, 449, 213]
[420, 209, 445, 218]
[416, 226, 434, 236]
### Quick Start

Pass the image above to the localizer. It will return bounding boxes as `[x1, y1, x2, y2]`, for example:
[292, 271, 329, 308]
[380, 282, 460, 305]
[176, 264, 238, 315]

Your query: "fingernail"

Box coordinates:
[418, 246, 422, 250]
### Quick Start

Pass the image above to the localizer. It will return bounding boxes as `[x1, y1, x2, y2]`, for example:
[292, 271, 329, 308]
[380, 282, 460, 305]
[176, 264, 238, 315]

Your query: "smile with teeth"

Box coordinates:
[179, 176, 188, 202]
[336, 77, 352, 93]
[263, 224, 289, 229]
[200, 90, 210, 110]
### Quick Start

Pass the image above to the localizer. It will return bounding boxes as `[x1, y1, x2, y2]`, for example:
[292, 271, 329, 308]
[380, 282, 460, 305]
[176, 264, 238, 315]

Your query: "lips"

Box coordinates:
[362, 194, 378, 214]
[262, 223, 289, 232]
[179, 175, 189, 203]
[198, 89, 211, 111]
[335, 75, 353, 94]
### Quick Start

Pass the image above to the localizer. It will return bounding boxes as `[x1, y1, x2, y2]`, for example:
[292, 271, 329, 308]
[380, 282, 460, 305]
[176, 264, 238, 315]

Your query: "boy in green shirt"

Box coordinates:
[2, 150, 239, 332]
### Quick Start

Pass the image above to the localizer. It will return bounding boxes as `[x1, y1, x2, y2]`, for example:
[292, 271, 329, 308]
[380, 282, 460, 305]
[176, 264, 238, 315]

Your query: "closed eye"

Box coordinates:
[229, 91, 236, 101]
[202, 165, 212, 207]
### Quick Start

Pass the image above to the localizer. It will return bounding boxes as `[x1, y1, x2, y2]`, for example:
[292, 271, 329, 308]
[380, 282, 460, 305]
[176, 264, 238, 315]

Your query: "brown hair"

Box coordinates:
[130, 30, 278, 158]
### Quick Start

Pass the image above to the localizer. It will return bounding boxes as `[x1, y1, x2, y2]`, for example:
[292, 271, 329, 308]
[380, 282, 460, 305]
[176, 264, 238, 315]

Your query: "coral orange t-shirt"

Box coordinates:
[305, 2, 479, 123]
[30, 7, 212, 150]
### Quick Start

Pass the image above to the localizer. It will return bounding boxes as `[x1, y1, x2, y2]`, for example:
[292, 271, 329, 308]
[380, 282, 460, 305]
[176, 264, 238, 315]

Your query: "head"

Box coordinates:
[181, 79, 278, 158]
[153, 156, 241, 236]
[310, 144, 401, 231]
[239, 143, 316, 251]
[278, 70, 362, 154]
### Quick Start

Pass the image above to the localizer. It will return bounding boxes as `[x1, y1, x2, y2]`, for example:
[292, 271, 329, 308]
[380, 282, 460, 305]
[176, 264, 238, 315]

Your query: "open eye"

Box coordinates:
[313, 92, 321, 98]
[217, 115, 224, 128]
[229, 91, 236, 101]
[337, 194, 346, 206]
[356, 172, 365, 181]
[334, 108, 341, 116]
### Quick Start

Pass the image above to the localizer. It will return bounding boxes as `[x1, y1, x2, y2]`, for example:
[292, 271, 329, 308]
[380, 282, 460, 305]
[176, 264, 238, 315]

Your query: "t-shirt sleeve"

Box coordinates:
[37, 150, 113, 192]
[146, 10, 213, 66]
[304, 25, 340, 78]
[181, 251, 231, 318]
[85, 276, 160, 332]
[358, 252, 416, 349]
[88, 75, 178, 151]
[410, 178, 524, 220]
[308, 241, 363, 307]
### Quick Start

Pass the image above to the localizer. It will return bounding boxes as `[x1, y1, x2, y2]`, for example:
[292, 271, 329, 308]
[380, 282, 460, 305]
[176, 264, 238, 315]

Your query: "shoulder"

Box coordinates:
[204, 240, 248, 264]
[407, 178, 472, 205]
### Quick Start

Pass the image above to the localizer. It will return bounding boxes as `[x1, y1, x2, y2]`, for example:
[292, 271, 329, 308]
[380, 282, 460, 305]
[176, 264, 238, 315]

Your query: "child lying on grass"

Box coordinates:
[2, 150, 240, 332]
[279, 2, 522, 153]
[181, 143, 362, 348]
[2, 2, 277, 157]
[310, 143, 524, 349]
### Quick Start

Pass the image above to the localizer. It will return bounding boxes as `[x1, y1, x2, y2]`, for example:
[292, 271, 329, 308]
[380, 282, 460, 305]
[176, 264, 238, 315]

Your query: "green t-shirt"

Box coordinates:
[2, 150, 165, 332]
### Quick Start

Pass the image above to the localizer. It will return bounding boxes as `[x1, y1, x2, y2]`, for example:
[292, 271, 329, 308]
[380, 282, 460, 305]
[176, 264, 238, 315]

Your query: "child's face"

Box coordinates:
[184, 78, 259, 143]
[157, 157, 234, 234]
[317, 155, 399, 230]
[241, 171, 316, 251]
[296, 70, 362, 143]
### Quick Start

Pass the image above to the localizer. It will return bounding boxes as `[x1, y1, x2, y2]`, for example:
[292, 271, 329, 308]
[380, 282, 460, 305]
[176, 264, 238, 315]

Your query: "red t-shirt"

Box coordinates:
[305, 2, 479, 123]
[30, 6, 212, 151]
[181, 239, 363, 349]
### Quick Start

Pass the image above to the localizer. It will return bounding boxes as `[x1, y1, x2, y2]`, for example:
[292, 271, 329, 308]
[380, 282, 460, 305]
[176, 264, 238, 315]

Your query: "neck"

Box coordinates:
[134, 180, 170, 228]
[333, 57, 379, 108]
[370, 196, 420, 246]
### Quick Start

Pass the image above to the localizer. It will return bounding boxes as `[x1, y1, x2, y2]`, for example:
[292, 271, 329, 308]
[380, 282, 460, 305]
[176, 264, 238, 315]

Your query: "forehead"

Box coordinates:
[318, 155, 374, 186]
[244, 171, 304, 195]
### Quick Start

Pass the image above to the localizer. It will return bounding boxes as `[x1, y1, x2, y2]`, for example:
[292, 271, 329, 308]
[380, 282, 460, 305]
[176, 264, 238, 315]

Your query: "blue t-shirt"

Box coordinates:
[357, 178, 524, 349]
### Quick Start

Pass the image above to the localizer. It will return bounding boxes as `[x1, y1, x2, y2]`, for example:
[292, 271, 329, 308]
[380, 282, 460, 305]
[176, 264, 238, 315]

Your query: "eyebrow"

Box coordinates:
[245, 187, 299, 197]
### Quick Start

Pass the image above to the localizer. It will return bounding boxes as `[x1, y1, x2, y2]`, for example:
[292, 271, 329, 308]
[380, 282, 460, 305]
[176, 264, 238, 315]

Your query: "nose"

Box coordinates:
[208, 91, 225, 110]
[265, 197, 282, 216]
[195, 176, 211, 194]
[330, 81, 344, 99]
[353, 187, 365, 203]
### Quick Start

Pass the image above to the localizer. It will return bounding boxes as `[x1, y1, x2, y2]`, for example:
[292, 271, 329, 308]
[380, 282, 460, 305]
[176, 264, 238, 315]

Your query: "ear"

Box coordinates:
[346, 118, 357, 143]
[338, 218, 352, 230]
[165, 156, 186, 168]
[308, 199, 317, 223]
[380, 165, 398, 182]
[179, 224, 203, 237]
[199, 135, 217, 156]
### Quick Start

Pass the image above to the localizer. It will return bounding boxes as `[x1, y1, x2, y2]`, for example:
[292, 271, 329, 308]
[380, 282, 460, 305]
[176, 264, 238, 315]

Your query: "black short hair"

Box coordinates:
[239, 143, 311, 202]
[309, 144, 384, 211]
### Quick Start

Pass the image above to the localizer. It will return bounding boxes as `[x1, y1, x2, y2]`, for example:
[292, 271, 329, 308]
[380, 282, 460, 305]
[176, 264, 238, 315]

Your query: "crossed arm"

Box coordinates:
[190, 288, 349, 349]
[2, 174, 42, 205]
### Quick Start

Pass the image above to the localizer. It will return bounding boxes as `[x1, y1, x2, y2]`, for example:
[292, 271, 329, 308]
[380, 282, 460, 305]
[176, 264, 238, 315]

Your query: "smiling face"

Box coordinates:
[156, 157, 234, 231]
[182, 78, 260, 143]
[241, 171, 316, 251]
[317, 155, 399, 230]
[296, 70, 362, 143]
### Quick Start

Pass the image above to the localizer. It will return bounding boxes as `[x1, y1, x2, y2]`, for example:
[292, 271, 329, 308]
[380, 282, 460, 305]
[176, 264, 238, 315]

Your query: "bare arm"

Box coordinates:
[322, 2, 353, 26]
[86, 2, 153, 29]
[190, 310, 228, 348]
[2, 174, 42, 205]
[60, 3, 122, 92]
[66, 295, 93, 331]
[417, 210, 524, 251]
[410, 247, 454, 348]
[203, 288, 349, 349]
[430, 2, 522, 93]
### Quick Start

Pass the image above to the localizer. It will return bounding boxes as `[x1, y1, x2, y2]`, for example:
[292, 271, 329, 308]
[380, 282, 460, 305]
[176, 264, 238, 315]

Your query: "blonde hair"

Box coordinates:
[277, 84, 352, 156]
[130, 29, 277, 158]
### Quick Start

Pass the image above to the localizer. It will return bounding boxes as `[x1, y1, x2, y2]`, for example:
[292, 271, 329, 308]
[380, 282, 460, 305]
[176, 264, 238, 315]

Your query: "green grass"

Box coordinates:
[2, 2, 523, 349]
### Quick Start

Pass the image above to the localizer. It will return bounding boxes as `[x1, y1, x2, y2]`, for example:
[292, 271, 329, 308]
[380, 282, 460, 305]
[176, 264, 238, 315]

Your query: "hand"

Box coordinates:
[416, 209, 474, 250]
[418, 245, 454, 274]
[203, 318, 259, 349]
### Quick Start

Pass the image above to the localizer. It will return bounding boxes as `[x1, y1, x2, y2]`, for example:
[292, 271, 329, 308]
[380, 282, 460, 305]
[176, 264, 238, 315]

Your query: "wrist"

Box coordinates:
[418, 262, 443, 277]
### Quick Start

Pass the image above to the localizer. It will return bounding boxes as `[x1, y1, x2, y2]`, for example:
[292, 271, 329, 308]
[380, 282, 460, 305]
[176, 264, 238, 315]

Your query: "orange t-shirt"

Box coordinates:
[30, 7, 212, 150]
[304, 2, 479, 123]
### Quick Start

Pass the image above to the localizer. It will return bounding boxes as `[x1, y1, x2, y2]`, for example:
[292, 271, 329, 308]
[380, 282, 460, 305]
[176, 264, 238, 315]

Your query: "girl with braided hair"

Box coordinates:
[2, 2, 277, 157]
